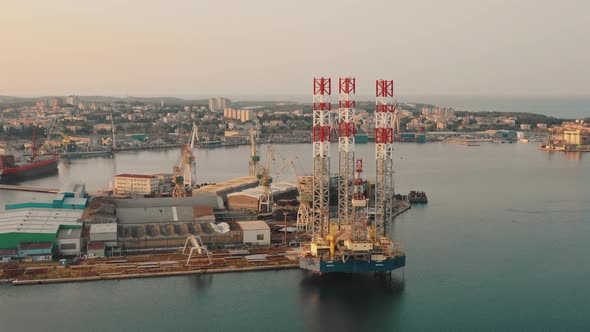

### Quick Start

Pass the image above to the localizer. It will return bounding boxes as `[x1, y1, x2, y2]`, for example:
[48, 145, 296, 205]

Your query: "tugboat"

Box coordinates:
[408, 191, 428, 204]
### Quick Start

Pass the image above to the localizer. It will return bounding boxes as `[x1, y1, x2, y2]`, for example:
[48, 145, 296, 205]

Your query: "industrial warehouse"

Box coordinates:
[0, 172, 296, 262]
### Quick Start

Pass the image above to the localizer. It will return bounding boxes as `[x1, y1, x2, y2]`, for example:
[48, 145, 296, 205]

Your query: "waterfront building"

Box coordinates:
[57, 228, 83, 256]
[18, 242, 53, 261]
[235, 221, 270, 245]
[153, 173, 173, 193]
[537, 123, 548, 129]
[114, 174, 159, 195]
[87, 243, 105, 258]
[89, 223, 118, 248]
[563, 130, 582, 145]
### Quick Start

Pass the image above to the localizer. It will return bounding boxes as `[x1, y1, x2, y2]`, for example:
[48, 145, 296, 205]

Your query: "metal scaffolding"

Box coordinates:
[374, 79, 396, 239]
[312, 78, 332, 239]
[337, 77, 356, 227]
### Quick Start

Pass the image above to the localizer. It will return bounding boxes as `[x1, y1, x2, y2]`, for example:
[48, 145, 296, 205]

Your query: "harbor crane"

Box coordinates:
[248, 128, 260, 176]
[172, 123, 197, 197]
[277, 156, 313, 232]
[189, 122, 199, 150]
[110, 110, 117, 150]
[258, 145, 274, 213]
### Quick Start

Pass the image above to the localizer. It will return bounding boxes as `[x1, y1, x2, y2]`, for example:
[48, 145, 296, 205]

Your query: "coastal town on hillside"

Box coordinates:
[1, 95, 587, 153]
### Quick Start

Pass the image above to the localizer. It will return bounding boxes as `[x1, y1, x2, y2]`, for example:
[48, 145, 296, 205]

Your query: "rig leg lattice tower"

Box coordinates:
[351, 158, 368, 241]
[312, 78, 332, 239]
[337, 77, 356, 228]
[375, 79, 396, 239]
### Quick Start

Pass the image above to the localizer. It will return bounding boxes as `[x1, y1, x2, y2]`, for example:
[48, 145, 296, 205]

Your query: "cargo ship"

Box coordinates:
[0, 154, 59, 183]
[0, 129, 59, 183]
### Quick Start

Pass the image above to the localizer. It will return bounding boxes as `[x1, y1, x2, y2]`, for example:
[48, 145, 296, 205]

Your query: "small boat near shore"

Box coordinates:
[408, 191, 428, 204]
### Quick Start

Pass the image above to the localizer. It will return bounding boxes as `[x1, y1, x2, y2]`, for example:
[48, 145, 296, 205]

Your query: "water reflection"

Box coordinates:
[0, 168, 59, 185]
[189, 274, 213, 290]
[299, 272, 404, 332]
[563, 152, 582, 161]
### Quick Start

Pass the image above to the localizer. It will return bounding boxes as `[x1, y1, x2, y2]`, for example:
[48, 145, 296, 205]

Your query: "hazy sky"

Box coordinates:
[1, 0, 589, 99]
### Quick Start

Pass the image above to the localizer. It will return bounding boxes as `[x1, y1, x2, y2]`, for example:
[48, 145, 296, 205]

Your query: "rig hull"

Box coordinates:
[299, 255, 405, 273]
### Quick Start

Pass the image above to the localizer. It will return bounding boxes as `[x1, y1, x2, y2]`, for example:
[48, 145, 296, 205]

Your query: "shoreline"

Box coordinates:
[8, 263, 299, 286]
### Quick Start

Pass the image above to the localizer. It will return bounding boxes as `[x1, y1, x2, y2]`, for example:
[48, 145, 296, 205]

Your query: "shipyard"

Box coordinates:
[3, 80, 588, 285]
[3, 1, 590, 330]
[0, 78, 424, 286]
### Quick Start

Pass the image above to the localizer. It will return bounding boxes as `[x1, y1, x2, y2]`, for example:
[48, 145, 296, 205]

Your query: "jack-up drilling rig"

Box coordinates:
[298, 78, 406, 275]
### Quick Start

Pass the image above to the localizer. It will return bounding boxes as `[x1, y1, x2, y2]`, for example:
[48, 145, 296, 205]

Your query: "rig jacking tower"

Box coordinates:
[374, 79, 396, 239]
[311, 77, 332, 239]
[337, 77, 356, 228]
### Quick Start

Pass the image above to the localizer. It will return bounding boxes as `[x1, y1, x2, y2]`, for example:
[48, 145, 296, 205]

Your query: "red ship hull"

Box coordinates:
[0, 156, 59, 183]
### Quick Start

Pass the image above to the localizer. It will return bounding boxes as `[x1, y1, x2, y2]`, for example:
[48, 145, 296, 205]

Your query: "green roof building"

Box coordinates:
[0, 208, 83, 249]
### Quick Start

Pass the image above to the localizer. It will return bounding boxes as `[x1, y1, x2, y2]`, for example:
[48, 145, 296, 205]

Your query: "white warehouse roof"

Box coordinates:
[235, 220, 270, 231]
[90, 223, 118, 234]
[227, 181, 297, 200]
[0, 208, 83, 234]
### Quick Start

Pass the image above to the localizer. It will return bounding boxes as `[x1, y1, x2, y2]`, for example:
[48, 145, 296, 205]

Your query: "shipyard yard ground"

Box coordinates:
[1, 247, 299, 285]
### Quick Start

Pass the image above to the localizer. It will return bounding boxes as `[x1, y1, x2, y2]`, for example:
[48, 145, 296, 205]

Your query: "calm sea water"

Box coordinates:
[1, 143, 589, 331]
[265, 94, 590, 119]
